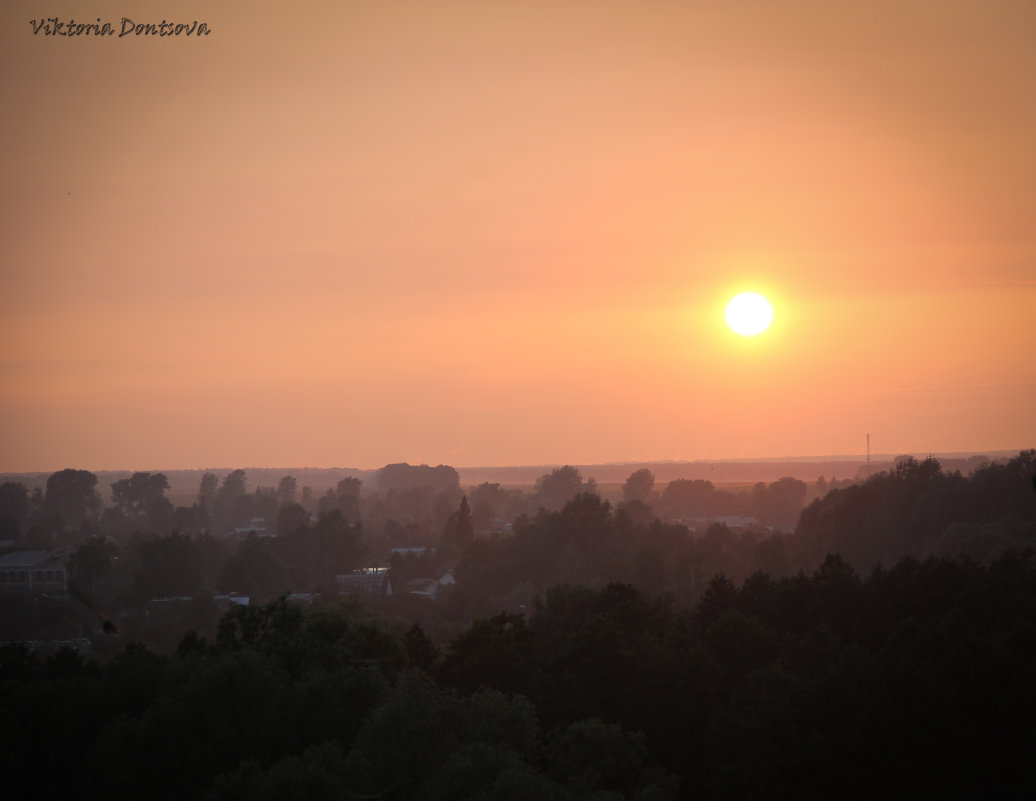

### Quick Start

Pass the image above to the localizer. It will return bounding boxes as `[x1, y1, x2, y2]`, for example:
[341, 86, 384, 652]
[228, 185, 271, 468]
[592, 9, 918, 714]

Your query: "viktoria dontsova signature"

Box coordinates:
[30, 17, 212, 38]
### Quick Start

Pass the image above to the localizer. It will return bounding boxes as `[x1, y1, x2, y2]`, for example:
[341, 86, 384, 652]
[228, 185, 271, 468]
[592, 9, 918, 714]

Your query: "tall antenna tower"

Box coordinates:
[867, 433, 870, 465]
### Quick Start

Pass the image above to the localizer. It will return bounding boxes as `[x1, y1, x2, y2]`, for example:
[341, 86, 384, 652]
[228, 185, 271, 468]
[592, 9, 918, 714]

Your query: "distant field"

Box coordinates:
[592, 481, 760, 499]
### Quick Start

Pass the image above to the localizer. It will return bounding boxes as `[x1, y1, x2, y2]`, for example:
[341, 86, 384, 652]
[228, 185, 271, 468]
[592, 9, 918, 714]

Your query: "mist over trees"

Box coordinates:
[796, 452, 1036, 572]
[104, 472, 173, 534]
[1, 454, 1032, 612]
[44, 468, 101, 532]
[534, 466, 598, 512]
[375, 463, 460, 494]
[622, 468, 655, 503]
[1, 451, 1034, 799]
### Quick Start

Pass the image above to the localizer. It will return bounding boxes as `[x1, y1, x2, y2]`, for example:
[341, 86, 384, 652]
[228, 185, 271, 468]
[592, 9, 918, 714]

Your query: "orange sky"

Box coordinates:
[2, 1, 1034, 472]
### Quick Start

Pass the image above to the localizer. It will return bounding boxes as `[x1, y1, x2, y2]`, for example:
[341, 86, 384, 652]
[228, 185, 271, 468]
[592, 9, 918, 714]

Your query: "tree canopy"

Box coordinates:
[44, 468, 100, 531]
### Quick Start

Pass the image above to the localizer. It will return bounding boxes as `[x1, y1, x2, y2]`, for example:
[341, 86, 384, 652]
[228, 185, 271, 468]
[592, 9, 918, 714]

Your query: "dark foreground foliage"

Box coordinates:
[0, 595, 675, 801]
[4, 550, 1036, 799]
[450, 555, 1036, 799]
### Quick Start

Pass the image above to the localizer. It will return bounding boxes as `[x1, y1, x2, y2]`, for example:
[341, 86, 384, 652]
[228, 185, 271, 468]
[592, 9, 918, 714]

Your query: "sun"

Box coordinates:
[725, 292, 773, 336]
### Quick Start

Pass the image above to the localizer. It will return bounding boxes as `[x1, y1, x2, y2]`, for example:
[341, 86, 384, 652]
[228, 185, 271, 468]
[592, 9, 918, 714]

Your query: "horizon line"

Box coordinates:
[1, 448, 1028, 476]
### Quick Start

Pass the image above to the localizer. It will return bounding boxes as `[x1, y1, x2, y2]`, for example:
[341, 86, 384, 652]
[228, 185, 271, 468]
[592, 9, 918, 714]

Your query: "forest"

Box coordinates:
[1, 450, 1034, 799]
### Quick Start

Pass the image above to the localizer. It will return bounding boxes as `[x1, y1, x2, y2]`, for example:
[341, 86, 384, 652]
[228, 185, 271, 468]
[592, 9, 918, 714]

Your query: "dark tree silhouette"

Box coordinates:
[442, 496, 475, 551]
[0, 481, 29, 540]
[44, 468, 100, 530]
[276, 475, 298, 506]
[623, 468, 656, 503]
[534, 466, 596, 512]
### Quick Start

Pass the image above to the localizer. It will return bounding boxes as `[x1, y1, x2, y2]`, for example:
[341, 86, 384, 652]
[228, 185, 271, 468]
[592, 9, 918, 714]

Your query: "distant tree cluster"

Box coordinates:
[796, 451, 1036, 572]
[452, 491, 786, 617]
[3, 453, 1033, 634]
[450, 452, 1035, 615]
[375, 463, 461, 494]
[654, 475, 807, 529]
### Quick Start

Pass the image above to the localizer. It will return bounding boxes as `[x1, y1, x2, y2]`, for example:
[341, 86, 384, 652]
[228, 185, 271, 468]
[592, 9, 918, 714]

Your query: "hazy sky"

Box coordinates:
[2, 1, 1034, 472]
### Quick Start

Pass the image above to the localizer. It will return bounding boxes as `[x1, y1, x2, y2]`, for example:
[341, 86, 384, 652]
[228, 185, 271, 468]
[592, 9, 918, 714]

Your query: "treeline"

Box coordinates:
[2, 453, 1032, 640]
[796, 452, 1036, 571]
[0, 463, 466, 548]
[0, 462, 815, 551]
[452, 452, 1036, 617]
[4, 550, 1035, 799]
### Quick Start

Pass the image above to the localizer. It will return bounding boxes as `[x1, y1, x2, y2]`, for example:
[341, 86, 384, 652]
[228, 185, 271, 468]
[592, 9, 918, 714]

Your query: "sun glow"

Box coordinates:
[725, 292, 773, 336]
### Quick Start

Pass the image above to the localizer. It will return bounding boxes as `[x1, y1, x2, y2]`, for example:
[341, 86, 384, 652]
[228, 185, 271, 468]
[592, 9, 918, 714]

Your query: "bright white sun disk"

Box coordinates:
[725, 292, 773, 336]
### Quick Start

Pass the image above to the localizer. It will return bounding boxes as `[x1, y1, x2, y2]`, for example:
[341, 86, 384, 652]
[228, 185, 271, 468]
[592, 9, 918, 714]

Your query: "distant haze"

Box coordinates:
[0, 451, 1017, 503]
